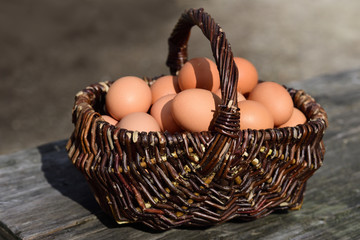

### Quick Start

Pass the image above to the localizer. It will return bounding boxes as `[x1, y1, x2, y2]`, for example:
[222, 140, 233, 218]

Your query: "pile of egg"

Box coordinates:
[103, 57, 307, 133]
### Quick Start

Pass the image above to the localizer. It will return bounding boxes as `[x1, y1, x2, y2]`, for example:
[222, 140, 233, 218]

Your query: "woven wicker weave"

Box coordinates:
[66, 8, 328, 230]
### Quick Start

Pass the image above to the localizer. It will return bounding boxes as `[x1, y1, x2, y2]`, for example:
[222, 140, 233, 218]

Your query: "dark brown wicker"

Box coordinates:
[66, 8, 328, 230]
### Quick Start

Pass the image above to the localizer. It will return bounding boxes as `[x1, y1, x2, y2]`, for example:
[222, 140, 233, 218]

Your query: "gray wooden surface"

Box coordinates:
[1, 69, 360, 240]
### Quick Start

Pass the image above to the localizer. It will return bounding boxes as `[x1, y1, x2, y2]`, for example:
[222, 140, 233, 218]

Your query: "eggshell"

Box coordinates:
[178, 57, 220, 92]
[248, 81, 293, 126]
[106, 76, 152, 120]
[234, 57, 259, 94]
[238, 100, 274, 130]
[101, 115, 118, 125]
[214, 88, 246, 102]
[150, 94, 182, 133]
[116, 112, 161, 133]
[172, 89, 221, 132]
[150, 75, 180, 104]
[278, 107, 307, 128]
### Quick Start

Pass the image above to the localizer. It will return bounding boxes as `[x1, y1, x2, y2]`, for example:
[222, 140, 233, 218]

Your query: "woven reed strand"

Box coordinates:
[66, 8, 328, 230]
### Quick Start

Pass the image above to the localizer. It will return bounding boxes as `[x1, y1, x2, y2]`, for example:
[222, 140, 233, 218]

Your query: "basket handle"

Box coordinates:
[166, 8, 240, 177]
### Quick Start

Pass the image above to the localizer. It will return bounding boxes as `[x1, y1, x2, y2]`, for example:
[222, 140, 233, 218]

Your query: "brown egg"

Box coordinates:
[150, 94, 182, 133]
[116, 112, 161, 133]
[214, 88, 246, 102]
[101, 115, 118, 125]
[278, 107, 307, 128]
[178, 57, 220, 92]
[248, 81, 293, 126]
[238, 100, 274, 130]
[106, 76, 152, 120]
[150, 75, 180, 104]
[172, 89, 221, 132]
[234, 57, 259, 94]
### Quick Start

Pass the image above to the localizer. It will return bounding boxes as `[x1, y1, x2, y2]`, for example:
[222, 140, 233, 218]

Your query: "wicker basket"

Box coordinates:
[66, 8, 328, 230]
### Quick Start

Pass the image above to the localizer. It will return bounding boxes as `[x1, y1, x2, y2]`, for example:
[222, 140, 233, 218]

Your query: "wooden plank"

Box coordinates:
[1, 69, 360, 239]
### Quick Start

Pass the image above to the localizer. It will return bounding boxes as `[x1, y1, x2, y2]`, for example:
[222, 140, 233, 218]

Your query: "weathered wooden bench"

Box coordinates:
[1, 69, 360, 239]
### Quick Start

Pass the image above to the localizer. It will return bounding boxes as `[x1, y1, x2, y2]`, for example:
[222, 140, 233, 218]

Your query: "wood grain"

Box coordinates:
[1, 69, 360, 239]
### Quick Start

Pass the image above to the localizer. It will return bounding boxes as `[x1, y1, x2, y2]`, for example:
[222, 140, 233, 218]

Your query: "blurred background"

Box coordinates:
[1, 0, 360, 154]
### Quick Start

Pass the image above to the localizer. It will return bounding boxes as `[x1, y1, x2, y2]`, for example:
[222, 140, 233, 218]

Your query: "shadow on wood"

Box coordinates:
[38, 141, 119, 229]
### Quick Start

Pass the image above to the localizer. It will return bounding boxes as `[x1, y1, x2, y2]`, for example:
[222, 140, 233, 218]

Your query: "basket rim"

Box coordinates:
[72, 79, 328, 143]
